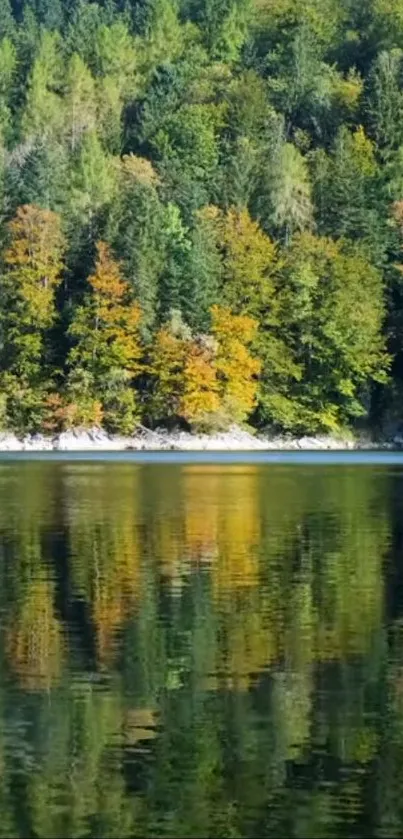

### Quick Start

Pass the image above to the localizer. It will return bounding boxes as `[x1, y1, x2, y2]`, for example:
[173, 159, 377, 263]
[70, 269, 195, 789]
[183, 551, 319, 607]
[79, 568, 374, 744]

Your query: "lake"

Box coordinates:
[0, 455, 401, 837]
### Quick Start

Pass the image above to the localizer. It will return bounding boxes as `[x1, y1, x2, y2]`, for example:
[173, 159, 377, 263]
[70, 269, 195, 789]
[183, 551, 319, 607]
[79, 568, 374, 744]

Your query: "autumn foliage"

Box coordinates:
[66, 242, 143, 433]
[148, 306, 260, 429]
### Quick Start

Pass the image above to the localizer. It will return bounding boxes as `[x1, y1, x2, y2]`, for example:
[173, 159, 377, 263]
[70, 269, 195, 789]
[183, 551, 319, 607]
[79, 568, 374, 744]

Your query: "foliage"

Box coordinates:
[67, 241, 142, 433]
[0, 0, 397, 435]
[0, 204, 65, 429]
[211, 304, 261, 423]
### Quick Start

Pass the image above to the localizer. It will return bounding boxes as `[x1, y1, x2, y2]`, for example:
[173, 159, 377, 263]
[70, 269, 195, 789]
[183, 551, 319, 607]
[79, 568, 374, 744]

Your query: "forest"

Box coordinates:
[0, 0, 403, 436]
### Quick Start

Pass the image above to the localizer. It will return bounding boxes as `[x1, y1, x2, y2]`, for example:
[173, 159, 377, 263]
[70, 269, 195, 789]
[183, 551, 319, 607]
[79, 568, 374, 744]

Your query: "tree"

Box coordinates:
[0, 37, 17, 143]
[94, 20, 138, 152]
[4, 137, 69, 214]
[311, 125, 385, 261]
[190, 0, 252, 62]
[135, 0, 183, 76]
[152, 102, 225, 212]
[181, 205, 222, 331]
[63, 52, 97, 151]
[147, 314, 188, 425]
[21, 30, 64, 141]
[147, 312, 220, 429]
[211, 304, 261, 424]
[366, 49, 403, 155]
[217, 207, 277, 317]
[180, 338, 220, 427]
[259, 233, 389, 432]
[67, 241, 142, 432]
[0, 204, 65, 429]
[26, 0, 64, 30]
[106, 155, 166, 333]
[0, 0, 16, 41]
[259, 142, 314, 243]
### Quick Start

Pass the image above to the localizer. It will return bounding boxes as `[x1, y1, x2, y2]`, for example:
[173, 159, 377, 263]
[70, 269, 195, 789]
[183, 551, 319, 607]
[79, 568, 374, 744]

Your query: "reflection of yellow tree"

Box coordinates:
[0, 464, 64, 691]
[7, 578, 63, 691]
[66, 466, 142, 666]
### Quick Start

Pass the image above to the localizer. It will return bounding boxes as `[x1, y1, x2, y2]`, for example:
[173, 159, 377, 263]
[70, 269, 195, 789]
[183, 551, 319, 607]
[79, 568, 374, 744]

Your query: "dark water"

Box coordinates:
[0, 458, 402, 838]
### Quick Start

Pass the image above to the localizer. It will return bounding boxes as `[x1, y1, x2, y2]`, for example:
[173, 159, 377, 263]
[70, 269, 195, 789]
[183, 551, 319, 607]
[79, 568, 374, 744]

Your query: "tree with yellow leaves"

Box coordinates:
[0, 204, 65, 430]
[148, 306, 260, 429]
[148, 309, 221, 429]
[66, 241, 143, 433]
[219, 207, 278, 318]
[180, 338, 220, 428]
[211, 304, 261, 424]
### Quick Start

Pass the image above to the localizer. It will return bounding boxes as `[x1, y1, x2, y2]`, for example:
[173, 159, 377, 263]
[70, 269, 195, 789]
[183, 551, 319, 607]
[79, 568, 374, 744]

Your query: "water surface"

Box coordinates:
[0, 459, 401, 838]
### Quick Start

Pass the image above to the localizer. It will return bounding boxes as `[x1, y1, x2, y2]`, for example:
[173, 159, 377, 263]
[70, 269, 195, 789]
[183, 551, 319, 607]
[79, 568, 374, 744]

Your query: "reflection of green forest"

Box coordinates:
[0, 462, 400, 837]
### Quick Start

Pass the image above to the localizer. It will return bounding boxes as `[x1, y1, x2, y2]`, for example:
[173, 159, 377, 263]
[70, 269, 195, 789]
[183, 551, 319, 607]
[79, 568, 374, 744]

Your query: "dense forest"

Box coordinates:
[1, 0, 403, 436]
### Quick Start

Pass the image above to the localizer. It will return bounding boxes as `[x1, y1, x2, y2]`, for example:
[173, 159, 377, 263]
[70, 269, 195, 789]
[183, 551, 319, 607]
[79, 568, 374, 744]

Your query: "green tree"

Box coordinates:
[106, 155, 166, 333]
[260, 233, 389, 432]
[312, 125, 385, 260]
[260, 142, 313, 243]
[0, 0, 16, 41]
[21, 30, 64, 141]
[63, 52, 97, 151]
[0, 37, 17, 143]
[366, 49, 403, 155]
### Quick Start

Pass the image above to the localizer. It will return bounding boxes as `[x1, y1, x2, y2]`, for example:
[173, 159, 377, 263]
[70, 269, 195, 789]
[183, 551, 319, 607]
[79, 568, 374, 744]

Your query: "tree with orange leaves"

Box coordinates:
[0, 204, 65, 430]
[148, 307, 259, 430]
[148, 311, 221, 429]
[67, 241, 143, 433]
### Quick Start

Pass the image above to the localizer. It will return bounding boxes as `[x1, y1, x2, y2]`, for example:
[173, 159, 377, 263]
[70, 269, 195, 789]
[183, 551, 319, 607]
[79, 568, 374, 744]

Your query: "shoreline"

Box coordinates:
[0, 426, 399, 452]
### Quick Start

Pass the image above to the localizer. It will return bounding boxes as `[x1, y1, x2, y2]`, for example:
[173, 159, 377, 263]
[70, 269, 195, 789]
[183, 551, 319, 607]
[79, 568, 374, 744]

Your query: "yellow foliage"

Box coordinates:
[351, 125, 377, 177]
[118, 154, 160, 188]
[221, 208, 277, 309]
[180, 342, 220, 426]
[332, 69, 363, 112]
[7, 579, 64, 691]
[150, 308, 261, 428]
[211, 304, 261, 422]
[63, 397, 104, 430]
[86, 241, 142, 375]
[5, 204, 65, 329]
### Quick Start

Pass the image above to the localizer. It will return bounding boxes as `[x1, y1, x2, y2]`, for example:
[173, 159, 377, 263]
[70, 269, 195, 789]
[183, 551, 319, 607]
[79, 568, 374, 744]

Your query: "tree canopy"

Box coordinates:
[0, 0, 400, 435]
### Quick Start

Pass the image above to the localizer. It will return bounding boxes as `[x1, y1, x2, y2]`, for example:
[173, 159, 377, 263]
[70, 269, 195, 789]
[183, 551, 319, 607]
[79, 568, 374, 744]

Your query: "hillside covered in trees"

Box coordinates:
[0, 0, 403, 436]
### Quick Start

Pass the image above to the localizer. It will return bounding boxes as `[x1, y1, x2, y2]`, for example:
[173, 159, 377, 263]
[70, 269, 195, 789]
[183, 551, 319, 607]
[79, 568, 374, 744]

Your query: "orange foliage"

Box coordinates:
[150, 309, 260, 427]
[87, 241, 142, 374]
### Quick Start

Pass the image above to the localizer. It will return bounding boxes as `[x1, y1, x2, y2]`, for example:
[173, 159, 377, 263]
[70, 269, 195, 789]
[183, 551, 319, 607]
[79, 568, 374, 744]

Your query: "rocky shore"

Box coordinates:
[0, 425, 398, 452]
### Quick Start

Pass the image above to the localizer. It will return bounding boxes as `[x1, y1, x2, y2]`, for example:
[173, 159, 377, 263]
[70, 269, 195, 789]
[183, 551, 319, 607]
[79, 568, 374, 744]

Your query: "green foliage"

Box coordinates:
[259, 233, 388, 432]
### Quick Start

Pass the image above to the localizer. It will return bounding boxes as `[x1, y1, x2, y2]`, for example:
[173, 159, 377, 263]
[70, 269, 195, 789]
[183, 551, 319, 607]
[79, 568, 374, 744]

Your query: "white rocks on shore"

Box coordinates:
[0, 425, 395, 451]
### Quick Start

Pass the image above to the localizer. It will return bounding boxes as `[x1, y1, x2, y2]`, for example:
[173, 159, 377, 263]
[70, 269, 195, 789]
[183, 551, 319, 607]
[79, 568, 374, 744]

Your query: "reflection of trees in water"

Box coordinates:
[0, 463, 397, 836]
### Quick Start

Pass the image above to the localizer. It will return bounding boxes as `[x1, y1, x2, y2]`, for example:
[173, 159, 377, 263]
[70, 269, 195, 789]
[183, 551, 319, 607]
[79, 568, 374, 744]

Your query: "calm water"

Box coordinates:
[0, 457, 403, 837]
